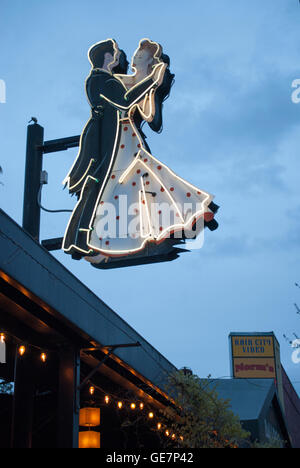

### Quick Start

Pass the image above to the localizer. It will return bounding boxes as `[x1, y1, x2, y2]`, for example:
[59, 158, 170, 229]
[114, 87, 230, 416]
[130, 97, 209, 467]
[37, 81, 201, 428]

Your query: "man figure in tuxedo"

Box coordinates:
[63, 39, 165, 258]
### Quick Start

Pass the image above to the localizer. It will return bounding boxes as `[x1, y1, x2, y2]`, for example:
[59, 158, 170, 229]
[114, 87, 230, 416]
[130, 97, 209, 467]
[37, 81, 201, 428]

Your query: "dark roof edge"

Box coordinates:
[0, 209, 177, 390]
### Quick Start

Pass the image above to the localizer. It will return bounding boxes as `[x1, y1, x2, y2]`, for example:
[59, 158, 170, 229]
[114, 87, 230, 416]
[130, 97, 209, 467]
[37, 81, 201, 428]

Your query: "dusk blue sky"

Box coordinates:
[0, 0, 300, 394]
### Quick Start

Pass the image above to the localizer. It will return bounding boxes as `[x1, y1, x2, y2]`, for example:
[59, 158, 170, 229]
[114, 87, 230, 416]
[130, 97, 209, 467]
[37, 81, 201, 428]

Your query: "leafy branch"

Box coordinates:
[157, 370, 250, 448]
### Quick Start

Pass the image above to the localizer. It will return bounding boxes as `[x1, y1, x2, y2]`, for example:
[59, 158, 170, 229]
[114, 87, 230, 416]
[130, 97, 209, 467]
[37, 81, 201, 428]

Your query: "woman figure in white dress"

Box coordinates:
[86, 39, 218, 263]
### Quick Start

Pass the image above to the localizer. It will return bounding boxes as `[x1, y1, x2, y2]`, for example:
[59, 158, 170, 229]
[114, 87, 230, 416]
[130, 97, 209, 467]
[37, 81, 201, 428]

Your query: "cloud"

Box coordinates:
[165, 67, 300, 162]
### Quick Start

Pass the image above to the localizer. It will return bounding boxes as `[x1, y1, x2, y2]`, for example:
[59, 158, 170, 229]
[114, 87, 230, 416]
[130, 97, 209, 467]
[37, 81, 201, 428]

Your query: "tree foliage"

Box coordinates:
[159, 370, 250, 448]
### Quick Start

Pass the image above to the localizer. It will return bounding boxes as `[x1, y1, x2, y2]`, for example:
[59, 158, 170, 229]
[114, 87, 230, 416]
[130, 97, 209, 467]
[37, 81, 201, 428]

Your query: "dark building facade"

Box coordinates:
[210, 379, 292, 447]
[0, 209, 176, 448]
[281, 366, 300, 448]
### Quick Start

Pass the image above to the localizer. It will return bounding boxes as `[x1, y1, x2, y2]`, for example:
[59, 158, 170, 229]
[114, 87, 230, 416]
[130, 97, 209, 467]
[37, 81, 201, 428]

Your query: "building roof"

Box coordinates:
[0, 209, 176, 397]
[229, 331, 277, 337]
[208, 378, 276, 421]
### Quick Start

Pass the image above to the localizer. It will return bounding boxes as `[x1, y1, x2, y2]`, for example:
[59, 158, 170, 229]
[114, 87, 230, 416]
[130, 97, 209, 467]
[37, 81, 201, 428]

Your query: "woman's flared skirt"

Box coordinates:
[86, 119, 215, 259]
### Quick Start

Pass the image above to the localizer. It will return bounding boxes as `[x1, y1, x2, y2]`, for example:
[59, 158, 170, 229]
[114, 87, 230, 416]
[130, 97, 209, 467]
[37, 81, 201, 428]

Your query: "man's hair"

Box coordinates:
[88, 39, 116, 68]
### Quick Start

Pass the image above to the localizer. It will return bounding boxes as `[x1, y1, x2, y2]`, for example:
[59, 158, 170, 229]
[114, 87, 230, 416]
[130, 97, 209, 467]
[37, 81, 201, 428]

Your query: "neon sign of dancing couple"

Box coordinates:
[63, 39, 219, 265]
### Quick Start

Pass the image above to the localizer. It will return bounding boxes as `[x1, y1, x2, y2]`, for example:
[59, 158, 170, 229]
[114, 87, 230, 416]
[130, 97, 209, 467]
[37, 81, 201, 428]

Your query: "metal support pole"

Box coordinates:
[11, 349, 36, 448]
[76, 342, 141, 412]
[78, 342, 141, 390]
[78, 347, 116, 393]
[22, 123, 44, 241]
[57, 348, 80, 448]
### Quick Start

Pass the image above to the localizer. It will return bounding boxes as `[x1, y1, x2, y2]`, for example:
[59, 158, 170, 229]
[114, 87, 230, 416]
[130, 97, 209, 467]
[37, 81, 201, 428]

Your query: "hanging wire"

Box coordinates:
[37, 184, 73, 213]
[80, 383, 177, 439]
[0, 330, 53, 353]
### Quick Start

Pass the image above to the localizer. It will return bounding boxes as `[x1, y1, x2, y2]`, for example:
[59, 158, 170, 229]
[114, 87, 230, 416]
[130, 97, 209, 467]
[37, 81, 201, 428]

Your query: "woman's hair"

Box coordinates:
[112, 49, 129, 75]
[148, 52, 175, 134]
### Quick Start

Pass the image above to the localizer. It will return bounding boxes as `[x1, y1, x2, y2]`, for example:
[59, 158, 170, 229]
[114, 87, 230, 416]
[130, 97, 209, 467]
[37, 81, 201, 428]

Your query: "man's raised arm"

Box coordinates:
[100, 63, 167, 111]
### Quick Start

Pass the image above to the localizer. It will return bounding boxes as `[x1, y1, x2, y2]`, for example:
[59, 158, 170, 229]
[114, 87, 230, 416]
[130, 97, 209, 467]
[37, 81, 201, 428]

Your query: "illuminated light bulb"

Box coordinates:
[19, 345, 26, 356]
[139, 402, 144, 410]
[130, 403, 136, 410]
[0, 333, 5, 343]
[104, 395, 110, 404]
[89, 386, 95, 396]
[165, 430, 170, 437]
[179, 435, 184, 441]
[148, 412, 154, 419]
[157, 423, 162, 430]
[40, 353, 47, 363]
[171, 434, 176, 440]
[117, 401, 123, 409]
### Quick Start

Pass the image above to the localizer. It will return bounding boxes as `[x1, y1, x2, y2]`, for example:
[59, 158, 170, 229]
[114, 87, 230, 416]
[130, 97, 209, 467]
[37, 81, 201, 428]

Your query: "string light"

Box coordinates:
[18, 345, 26, 356]
[80, 387, 176, 440]
[40, 353, 47, 363]
[3, 336, 173, 442]
[76, 387, 183, 444]
[1, 334, 52, 363]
